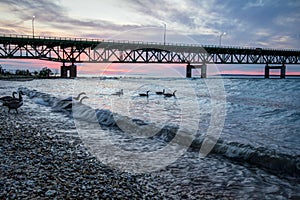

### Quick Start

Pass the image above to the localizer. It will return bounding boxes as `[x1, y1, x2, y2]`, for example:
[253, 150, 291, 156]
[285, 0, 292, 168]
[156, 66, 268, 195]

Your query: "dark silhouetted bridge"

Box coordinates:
[0, 34, 299, 78]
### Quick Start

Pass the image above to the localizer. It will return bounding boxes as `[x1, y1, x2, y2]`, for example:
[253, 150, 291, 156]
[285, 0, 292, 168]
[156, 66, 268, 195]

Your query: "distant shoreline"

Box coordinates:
[0, 75, 61, 81]
[221, 74, 300, 76]
[1, 74, 299, 81]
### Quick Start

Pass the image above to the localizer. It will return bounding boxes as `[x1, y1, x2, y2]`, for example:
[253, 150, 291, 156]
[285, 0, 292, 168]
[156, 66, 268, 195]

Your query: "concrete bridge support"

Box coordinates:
[186, 63, 207, 78]
[186, 64, 192, 78]
[265, 63, 286, 79]
[61, 63, 77, 78]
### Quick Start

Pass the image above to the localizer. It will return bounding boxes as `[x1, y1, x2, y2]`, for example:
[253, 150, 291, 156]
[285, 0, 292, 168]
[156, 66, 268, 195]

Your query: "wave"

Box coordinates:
[19, 87, 300, 177]
[19, 87, 117, 127]
[162, 129, 300, 177]
[204, 139, 300, 177]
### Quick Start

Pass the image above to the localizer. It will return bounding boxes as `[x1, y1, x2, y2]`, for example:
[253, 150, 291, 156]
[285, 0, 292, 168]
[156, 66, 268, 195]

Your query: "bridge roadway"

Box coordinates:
[0, 34, 299, 78]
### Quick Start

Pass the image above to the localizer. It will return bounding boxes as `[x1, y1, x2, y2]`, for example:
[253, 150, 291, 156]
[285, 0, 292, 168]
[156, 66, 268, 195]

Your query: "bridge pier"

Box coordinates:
[186, 63, 207, 78]
[61, 63, 77, 78]
[201, 64, 207, 78]
[265, 63, 286, 79]
[186, 64, 192, 78]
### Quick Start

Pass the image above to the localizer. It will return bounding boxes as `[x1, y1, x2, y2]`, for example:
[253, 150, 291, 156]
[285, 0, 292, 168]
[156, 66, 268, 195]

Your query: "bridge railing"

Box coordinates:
[0, 34, 299, 52]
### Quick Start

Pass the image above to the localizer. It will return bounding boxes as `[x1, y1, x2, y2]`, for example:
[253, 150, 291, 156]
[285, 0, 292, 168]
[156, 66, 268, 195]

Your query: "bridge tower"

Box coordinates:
[61, 63, 77, 78]
[265, 63, 286, 79]
[186, 63, 207, 78]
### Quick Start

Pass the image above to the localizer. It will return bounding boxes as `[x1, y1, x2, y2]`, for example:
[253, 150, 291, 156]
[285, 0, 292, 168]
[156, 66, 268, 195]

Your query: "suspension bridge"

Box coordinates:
[0, 34, 299, 78]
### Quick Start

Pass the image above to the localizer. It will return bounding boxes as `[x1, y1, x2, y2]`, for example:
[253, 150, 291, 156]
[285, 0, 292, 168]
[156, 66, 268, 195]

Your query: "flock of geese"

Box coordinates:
[0, 91, 24, 113]
[112, 88, 176, 98]
[139, 89, 176, 98]
[0, 88, 176, 114]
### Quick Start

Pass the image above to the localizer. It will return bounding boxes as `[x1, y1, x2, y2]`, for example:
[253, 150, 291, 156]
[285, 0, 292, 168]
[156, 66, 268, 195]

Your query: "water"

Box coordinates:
[1, 77, 300, 198]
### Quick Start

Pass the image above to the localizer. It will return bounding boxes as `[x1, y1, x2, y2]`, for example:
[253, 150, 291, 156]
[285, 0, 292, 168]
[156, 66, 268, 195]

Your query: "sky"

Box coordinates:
[0, 0, 299, 76]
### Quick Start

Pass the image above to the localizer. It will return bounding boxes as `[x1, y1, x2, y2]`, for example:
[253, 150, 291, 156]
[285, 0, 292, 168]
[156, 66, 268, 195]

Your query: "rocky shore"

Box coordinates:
[0, 93, 233, 199]
[2, 79, 299, 199]
[0, 106, 164, 199]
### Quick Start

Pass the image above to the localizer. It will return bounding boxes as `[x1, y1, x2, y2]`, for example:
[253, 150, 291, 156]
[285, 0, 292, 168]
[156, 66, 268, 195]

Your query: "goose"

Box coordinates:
[164, 90, 176, 97]
[79, 96, 89, 103]
[3, 100, 23, 114]
[156, 89, 165, 95]
[53, 92, 85, 111]
[139, 91, 150, 97]
[112, 89, 123, 96]
[62, 92, 86, 101]
[13, 91, 24, 101]
[63, 95, 89, 109]
[3, 91, 24, 113]
[74, 92, 86, 101]
[0, 92, 17, 103]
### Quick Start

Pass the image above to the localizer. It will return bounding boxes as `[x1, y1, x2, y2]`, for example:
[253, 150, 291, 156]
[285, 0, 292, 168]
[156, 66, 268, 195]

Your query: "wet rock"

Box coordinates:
[0, 105, 164, 199]
[45, 190, 57, 196]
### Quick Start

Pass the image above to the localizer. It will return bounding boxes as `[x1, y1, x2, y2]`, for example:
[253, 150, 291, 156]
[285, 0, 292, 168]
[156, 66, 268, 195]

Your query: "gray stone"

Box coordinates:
[45, 190, 57, 196]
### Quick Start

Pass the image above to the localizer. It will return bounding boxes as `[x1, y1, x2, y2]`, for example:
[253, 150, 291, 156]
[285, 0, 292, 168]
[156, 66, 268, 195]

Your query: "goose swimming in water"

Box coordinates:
[63, 95, 89, 110]
[139, 91, 150, 97]
[0, 91, 17, 103]
[164, 90, 176, 97]
[62, 92, 86, 101]
[3, 91, 24, 113]
[156, 89, 165, 95]
[112, 89, 123, 96]
[79, 96, 89, 103]
[74, 92, 86, 101]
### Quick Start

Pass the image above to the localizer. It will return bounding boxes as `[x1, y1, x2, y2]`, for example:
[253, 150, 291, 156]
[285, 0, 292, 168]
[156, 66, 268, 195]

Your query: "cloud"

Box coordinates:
[125, 0, 223, 31]
[0, 0, 299, 49]
[122, 0, 300, 48]
[243, 0, 265, 9]
[0, 0, 142, 38]
[274, 12, 300, 28]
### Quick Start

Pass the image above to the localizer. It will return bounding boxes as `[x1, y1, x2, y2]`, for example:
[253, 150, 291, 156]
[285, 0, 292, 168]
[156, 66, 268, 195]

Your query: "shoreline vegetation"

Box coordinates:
[0, 75, 61, 81]
[0, 65, 59, 81]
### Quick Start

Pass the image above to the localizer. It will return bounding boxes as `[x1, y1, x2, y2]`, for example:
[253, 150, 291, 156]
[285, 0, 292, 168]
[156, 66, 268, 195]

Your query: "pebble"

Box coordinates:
[0, 106, 163, 199]
[45, 190, 57, 196]
[3, 87, 277, 199]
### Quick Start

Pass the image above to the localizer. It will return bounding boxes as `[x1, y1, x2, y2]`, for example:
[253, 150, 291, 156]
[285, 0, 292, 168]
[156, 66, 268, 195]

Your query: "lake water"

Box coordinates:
[1, 76, 299, 198]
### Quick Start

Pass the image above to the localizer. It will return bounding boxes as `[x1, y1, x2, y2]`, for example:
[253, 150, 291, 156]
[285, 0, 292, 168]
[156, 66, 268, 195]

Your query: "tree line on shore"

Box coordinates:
[0, 65, 58, 78]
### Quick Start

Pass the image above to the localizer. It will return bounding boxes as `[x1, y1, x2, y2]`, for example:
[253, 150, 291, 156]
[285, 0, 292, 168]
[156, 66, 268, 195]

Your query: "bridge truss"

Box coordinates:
[0, 35, 299, 77]
[1, 35, 300, 64]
